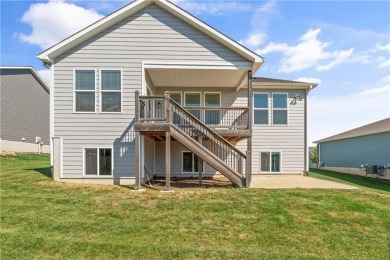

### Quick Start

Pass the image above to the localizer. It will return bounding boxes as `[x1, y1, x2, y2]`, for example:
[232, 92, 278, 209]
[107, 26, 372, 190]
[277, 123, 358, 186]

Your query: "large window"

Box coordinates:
[254, 93, 269, 125]
[204, 92, 220, 125]
[272, 93, 288, 125]
[182, 152, 199, 173]
[84, 148, 112, 176]
[260, 152, 281, 172]
[185, 92, 201, 119]
[101, 70, 121, 113]
[75, 70, 95, 112]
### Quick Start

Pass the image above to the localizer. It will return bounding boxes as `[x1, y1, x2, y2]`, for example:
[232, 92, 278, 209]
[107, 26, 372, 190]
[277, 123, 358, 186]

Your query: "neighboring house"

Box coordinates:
[37, 0, 317, 187]
[0, 66, 50, 153]
[315, 118, 390, 178]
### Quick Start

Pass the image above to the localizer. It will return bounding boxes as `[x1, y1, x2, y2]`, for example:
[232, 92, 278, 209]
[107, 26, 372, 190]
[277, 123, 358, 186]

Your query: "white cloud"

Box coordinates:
[295, 77, 322, 85]
[239, 0, 278, 49]
[309, 82, 390, 145]
[239, 32, 267, 49]
[37, 69, 51, 87]
[257, 28, 356, 73]
[172, 0, 251, 15]
[376, 43, 390, 53]
[18, 0, 103, 49]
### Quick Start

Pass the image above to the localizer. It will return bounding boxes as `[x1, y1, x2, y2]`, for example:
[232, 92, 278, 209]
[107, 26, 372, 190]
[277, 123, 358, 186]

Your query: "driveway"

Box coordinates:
[250, 175, 357, 189]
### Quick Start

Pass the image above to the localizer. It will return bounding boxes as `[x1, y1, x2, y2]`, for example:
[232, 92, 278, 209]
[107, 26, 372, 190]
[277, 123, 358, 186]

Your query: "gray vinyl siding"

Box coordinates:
[53, 4, 249, 178]
[252, 90, 306, 174]
[0, 69, 50, 145]
[318, 132, 390, 167]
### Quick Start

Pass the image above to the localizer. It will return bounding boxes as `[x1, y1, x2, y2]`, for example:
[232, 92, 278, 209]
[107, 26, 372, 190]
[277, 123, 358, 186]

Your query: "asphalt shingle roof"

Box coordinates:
[315, 118, 390, 143]
[253, 77, 310, 84]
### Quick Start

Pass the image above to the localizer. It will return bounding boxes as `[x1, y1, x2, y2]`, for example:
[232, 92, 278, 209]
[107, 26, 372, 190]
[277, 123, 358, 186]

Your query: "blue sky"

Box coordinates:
[1, 0, 389, 144]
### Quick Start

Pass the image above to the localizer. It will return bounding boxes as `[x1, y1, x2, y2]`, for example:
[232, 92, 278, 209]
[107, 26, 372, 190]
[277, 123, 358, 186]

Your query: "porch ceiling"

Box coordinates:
[146, 68, 247, 88]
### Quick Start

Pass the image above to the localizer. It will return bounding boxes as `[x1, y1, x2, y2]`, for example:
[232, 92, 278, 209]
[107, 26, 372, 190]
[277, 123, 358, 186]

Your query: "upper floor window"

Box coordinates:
[101, 70, 122, 113]
[272, 93, 288, 125]
[253, 93, 269, 125]
[74, 70, 95, 112]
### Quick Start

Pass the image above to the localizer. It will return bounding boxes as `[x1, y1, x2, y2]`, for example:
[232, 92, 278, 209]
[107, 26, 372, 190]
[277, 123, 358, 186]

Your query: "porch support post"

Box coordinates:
[135, 90, 141, 190]
[165, 91, 171, 191]
[246, 70, 253, 188]
[197, 136, 203, 186]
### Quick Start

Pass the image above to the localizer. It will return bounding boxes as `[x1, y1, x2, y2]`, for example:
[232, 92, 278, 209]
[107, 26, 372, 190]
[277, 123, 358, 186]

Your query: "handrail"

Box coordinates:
[169, 98, 246, 158]
[168, 97, 246, 176]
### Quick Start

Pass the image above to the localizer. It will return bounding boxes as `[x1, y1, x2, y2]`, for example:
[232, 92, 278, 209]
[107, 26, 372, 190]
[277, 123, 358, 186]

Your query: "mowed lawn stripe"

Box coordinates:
[1, 154, 389, 259]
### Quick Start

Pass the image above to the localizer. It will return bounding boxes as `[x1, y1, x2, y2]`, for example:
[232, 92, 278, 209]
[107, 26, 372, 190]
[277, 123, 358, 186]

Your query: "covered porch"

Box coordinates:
[134, 63, 254, 190]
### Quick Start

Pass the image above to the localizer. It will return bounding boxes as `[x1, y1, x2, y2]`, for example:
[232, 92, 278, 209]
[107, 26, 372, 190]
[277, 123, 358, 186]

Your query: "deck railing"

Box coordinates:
[170, 100, 246, 176]
[138, 96, 249, 130]
[136, 92, 247, 177]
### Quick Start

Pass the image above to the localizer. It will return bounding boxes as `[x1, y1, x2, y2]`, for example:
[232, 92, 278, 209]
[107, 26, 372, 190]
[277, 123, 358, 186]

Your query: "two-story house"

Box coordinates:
[38, 0, 317, 188]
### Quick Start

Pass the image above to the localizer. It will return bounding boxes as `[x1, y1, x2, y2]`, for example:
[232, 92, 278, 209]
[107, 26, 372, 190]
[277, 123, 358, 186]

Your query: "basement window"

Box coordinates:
[182, 152, 199, 173]
[84, 148, 112, 176]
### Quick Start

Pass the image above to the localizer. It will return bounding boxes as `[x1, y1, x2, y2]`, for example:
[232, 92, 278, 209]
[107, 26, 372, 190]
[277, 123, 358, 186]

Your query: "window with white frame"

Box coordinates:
[101, 70, 121, 112]
[253, 93, 269, 125]
[272, 93, 288, 125]
[75, 70, 95, 112]
[260, 151, 281, 172]
[182, 152, 199, 173]
[85, 148, 112, 176]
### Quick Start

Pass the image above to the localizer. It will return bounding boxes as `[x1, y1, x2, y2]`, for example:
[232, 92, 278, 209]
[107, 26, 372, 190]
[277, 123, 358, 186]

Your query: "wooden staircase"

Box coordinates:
[135, 91, 249, 188]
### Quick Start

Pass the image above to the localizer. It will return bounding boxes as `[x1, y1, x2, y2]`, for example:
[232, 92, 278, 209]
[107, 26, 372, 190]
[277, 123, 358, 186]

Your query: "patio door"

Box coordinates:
[185, 92, 201, 119]
[170, 92, 182, 124]
[204, 93, 220, 126]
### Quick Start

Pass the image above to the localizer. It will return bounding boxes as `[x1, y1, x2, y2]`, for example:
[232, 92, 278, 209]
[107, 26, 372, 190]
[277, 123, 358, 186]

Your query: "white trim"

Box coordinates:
[99, 68, 123, 114]
[50, 63, 54, 166]
[271, 92, 288, 126]
[82, 147, 114, 177]
[37, 0, 264, 69]
[60, 137, 63, 178]
[259, 151, 282, 173]
[73, 68, 97, 113]
[253, 92, 269, 126]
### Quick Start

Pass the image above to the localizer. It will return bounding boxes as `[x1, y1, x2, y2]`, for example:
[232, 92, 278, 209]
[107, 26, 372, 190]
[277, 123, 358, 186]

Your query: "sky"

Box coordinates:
[1, 0, 389, 145]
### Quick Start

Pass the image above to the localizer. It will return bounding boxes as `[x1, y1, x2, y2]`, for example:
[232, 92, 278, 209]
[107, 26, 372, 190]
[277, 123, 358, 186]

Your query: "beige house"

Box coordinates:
[38, 0, 317, 188]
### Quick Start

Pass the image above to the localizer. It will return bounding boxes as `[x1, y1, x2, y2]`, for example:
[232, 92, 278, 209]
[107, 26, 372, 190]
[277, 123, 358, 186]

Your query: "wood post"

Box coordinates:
[135, 91, 141, 189]
[246, 70, 253, 188]
[198, 158, 203, 186]
[197, 136, 203, 186]
[165, 91, 171, 191]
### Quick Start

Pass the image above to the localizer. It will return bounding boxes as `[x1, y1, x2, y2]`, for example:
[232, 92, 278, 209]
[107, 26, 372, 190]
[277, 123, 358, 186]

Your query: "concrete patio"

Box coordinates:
[250, 175, 358, 189]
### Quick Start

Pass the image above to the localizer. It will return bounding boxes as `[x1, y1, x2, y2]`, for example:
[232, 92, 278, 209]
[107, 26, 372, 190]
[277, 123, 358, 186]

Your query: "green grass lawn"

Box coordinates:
[1, 154, 389, 259]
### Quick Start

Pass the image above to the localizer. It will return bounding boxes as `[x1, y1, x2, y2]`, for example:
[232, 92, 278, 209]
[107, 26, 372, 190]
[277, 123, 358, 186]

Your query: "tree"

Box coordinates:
[310, 147, 319, 168]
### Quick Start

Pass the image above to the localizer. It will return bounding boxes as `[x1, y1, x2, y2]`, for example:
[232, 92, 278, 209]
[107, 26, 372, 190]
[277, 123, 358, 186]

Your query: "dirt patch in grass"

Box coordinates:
[149, 176, 234, 189]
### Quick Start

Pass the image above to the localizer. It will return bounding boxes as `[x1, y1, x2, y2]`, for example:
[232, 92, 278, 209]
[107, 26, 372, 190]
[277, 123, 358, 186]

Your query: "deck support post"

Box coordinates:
[135, 90, 141, 190]
[165, 91, 171, 191]
[198, 159, 203, 186]
[246, 70, 253, 188]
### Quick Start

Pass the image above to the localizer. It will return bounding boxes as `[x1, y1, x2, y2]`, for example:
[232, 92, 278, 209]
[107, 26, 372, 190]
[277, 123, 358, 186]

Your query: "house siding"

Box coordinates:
[52, 4, 250, 179]
[154, 87, 306, 175]
[252, 90, 306, 174]
[318, 132, 390, 167]
[0, 68, 50, 145]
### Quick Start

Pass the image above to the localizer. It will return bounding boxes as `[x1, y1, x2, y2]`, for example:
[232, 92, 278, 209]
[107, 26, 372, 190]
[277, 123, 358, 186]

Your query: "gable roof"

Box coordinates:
[315, 118, 390, 143]
[252, 77, 318, 89]
[37, 0, 264, 71]
[0, 66, 50, 93]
